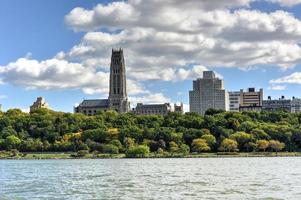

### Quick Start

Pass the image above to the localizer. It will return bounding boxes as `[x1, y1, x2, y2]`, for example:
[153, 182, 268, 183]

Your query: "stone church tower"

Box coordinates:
[108, 48, 130, 113]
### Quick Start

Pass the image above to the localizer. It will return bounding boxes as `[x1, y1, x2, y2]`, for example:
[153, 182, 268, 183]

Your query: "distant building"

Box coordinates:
[262, 96, 291, 112]
[30, 97, 50, 112]
[174, 103, 184, 114]
[229, 91, 240, 112]
[74, 99, 109, 115]
[239, 88, 263, 112]
[189, 71, 228, 115]
[135, 103, 172, 116]
[74, 49, 130, 115]
[291, 97, 301, 113]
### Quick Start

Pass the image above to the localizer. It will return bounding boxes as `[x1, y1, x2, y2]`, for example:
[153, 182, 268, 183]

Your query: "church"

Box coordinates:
[74, 48, 130, 115]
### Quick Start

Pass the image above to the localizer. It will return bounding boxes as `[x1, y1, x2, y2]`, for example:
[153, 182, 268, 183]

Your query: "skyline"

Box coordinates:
[1, 0, 301, 113]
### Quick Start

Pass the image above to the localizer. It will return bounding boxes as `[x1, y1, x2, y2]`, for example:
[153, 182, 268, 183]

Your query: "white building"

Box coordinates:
[229, 91, 240, 112]
[189, 71, 229, 115]
[291, 97, 301, 113]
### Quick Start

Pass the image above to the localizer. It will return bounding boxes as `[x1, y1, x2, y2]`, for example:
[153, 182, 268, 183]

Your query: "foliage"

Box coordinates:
[0, 108, 297, 154]
[201, 134, 216, 148]
[219, 139, 238, 152]
[102, 144, 119, 154]
[179, 144, 190, 155]
[256, 140, 269, 152]
[269, 140, 285, 152]
[191, 138, 210, 152]
[126, 145, 150, 158]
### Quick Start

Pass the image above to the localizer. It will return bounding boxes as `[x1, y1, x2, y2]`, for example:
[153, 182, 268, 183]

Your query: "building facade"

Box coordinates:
[30, 97, 50, 112]
[262, 96, 291, 112]
[174, 103, 184, 114]
[291, 97, 301, 113]
[239, 88, 263, 112]
[189, 71, 228, 115]
[229, 91, 240, 112]
[135, 103, 172, 116]
[108, 49, 130, 113]
[74, 49, 130, 115]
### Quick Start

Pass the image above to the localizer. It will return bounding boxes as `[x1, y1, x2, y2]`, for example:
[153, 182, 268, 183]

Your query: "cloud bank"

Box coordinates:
[1, 0, 301, 105]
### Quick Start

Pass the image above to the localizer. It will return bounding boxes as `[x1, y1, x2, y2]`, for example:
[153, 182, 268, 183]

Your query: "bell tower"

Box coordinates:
[108, 48, 130, 113]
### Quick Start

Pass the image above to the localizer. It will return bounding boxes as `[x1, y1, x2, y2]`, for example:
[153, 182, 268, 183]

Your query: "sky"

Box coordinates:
[1, 0, 301, 112]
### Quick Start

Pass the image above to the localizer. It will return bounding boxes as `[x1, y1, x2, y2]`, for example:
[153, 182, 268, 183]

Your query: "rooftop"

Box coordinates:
[79, 99, 109, 108]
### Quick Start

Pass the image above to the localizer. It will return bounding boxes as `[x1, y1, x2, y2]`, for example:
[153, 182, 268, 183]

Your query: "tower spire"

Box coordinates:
[108, 48, 129, 113]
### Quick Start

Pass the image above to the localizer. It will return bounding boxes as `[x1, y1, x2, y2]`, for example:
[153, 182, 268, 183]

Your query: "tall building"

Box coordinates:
[239, 88, 263, 112]
[75, 49, 130, 115]
[30, 97, 50, 112]
[108, 49, 130, 113]
[189, 71, 228, 115]
[291, 97, 301, 113]
[262, 96, 291, 112]
[229, 91, 240, 112]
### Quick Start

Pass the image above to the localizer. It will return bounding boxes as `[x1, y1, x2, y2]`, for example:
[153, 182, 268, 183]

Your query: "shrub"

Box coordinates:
[102, 144, 119, 154]
[76, 150, 89, 157]
[179, 144, 190, 155]
[77, 143, 89, 151]
[157, 147, 164, 154]
[126, 145, 150, 158]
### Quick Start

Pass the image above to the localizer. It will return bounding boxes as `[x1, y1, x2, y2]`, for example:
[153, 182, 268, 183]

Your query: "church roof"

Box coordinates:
[79, 99, 109, 108]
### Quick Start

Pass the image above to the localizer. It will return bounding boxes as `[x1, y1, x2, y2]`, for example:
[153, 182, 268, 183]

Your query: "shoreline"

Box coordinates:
[1, 152, 301, 160]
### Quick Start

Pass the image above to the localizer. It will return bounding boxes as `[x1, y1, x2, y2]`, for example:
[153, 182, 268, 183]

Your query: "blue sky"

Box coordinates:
[1, 0, 301, 112]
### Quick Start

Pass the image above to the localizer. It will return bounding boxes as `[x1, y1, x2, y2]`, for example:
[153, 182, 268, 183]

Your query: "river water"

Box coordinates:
[1, 157, 301, 199]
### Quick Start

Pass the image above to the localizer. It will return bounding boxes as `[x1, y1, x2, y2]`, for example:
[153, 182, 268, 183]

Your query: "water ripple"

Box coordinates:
[1, 158, 301, 199]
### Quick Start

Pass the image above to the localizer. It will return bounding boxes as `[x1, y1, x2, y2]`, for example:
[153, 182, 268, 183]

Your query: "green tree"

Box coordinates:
[169, 141, 179, 153]
[201, 134, 216, 148]
[191, 138, 210, 152]
[219, 138, 238, 152]
[126, 145, 150, 158]
[179, 144, 190, 155]
[230, 132, 253, 151]
[251, 129, 270, 140]
[0, 126, 18, 139]
[109, 139, 123, 152]
[4, 135, 21, 150]
[102, 144, 119, 154]
[124, 137, 135, 149]
[269, 140, 285, 153]
[256, 140, 269, 152]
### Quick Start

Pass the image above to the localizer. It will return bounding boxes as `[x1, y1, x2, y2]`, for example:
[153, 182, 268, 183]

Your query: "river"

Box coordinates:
[1, 157, 301, 199]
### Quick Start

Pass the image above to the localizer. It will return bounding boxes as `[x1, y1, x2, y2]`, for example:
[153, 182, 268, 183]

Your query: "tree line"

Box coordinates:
[1, 108, 301, 156]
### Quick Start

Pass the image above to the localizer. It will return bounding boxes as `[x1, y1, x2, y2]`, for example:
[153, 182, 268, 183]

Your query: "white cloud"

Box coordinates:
[0, 57, 144, 96]
[20, 108, 30, 113]
[2, 0, 301, 108]
[65, 0, 253, 32]
[268, 85, 287, 90]
[267, 0, 301, 7]
[0, 95, 7, 100]
[63, 1, 301, 73]
[270, 72, 301, 84]
[129, 92, 171, 107]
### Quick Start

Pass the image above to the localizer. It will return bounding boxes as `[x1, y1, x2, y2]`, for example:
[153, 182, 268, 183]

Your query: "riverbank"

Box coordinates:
[1, 151, 301, 159]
